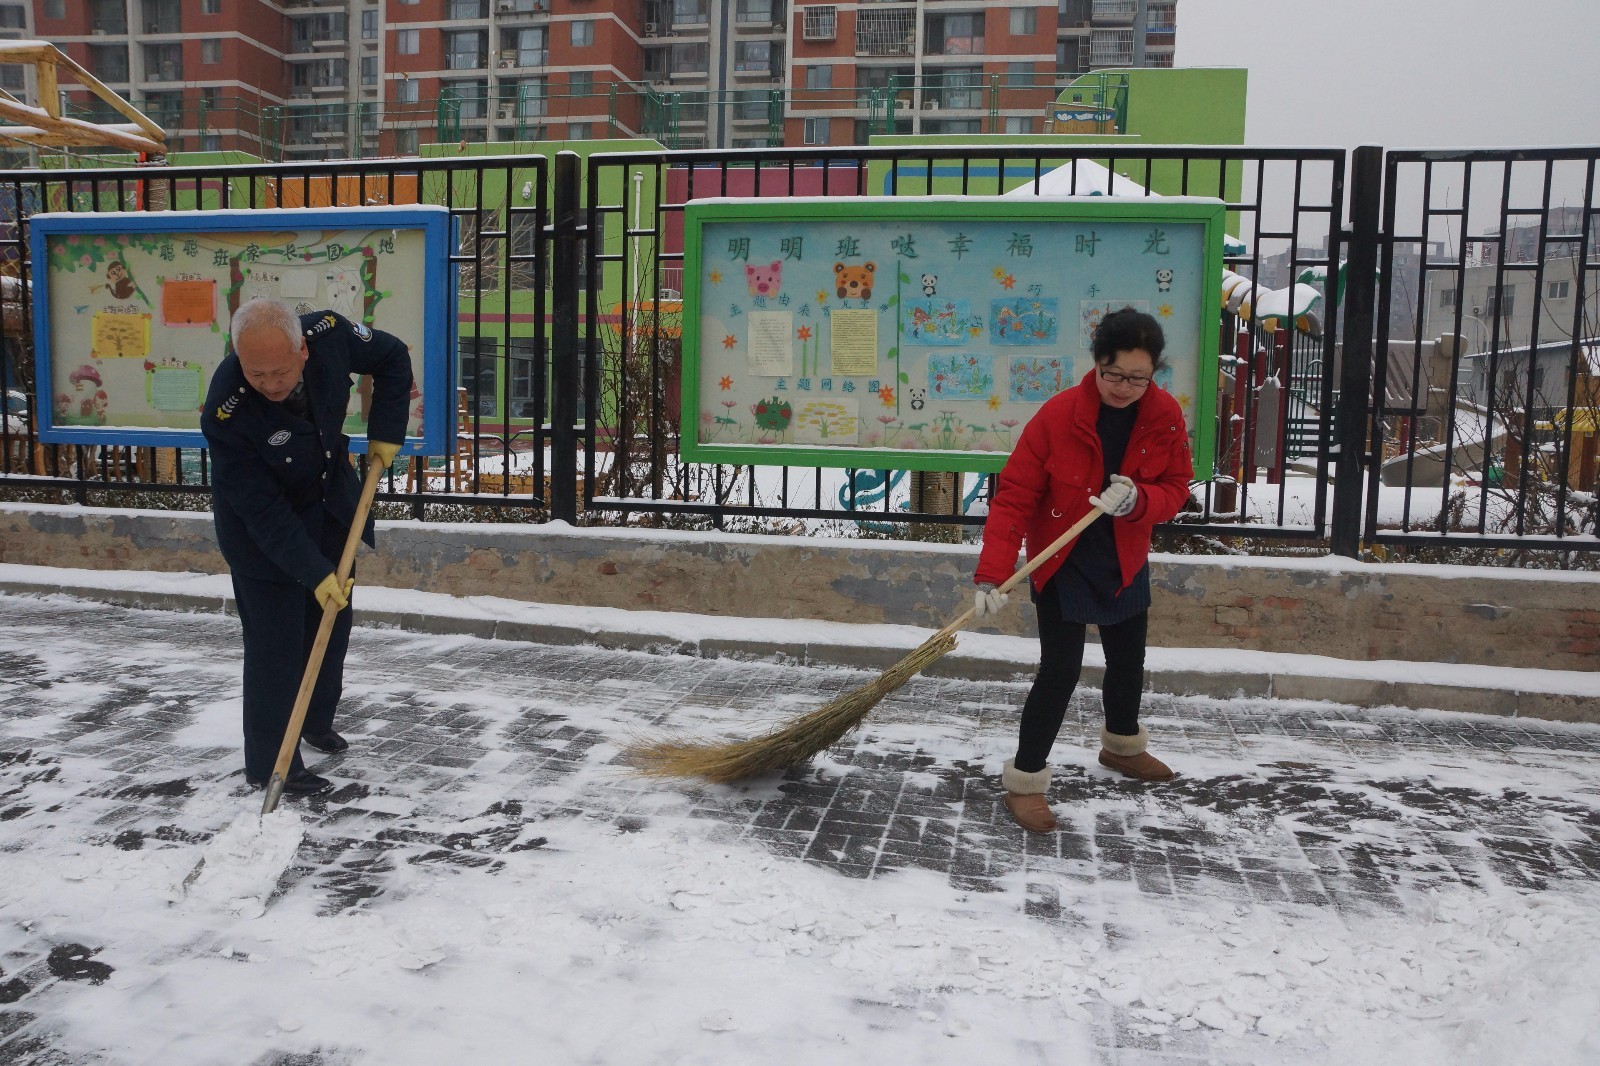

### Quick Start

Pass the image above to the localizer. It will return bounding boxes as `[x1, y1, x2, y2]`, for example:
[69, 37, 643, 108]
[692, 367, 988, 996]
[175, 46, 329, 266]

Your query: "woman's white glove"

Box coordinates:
[974, 583, 1009, 619]
[1089, 473, 1138, 517]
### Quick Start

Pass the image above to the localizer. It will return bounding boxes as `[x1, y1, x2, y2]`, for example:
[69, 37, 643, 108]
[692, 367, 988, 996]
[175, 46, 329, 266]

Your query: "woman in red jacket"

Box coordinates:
[973, 307, 1193, 833]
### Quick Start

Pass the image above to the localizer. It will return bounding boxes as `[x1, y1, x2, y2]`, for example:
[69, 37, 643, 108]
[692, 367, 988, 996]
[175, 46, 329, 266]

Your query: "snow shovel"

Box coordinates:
[260, 456, 386, 816]
[627, 504, 1109, 783]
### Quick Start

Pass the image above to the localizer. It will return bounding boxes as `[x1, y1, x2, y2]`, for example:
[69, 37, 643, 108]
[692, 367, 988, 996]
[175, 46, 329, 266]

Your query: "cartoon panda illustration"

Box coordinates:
[920, 273, 938, 297]
[833, 261, 876, 302]
[1156, 268, 1174, 293]
[908, 386, 927, 411]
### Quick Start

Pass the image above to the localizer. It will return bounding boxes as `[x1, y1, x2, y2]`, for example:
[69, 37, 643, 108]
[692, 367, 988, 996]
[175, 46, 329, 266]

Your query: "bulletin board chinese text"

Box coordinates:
[681, 196, 1223, 477]
[29, 206, 455, 453]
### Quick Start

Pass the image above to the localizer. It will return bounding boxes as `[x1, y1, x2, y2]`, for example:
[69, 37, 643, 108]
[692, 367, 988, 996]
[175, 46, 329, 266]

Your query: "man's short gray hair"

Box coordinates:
[231, 298, 301, 351]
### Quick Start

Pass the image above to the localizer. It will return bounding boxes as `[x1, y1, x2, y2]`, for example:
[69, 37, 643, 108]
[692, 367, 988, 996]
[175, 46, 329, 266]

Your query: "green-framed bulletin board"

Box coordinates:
[681, 196, 1223, 478]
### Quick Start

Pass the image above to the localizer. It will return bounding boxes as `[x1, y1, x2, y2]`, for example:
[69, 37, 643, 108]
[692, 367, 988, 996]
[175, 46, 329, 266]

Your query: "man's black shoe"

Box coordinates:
[301, 729, 349, 754]
[245, 768, 333, 795]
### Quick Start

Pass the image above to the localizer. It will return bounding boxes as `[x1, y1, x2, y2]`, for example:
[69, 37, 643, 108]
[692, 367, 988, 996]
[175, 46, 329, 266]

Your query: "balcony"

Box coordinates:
[494, 0, 550, 16]
[1091, 0, 1137, 22]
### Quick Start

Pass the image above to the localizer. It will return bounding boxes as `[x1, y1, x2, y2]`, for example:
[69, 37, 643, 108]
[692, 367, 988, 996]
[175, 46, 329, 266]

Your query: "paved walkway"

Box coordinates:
[2, 591, 1599, 1064]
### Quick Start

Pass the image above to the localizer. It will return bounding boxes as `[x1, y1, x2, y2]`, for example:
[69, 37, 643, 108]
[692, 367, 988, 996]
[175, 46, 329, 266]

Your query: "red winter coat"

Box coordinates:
[974, 370, 1193, 594]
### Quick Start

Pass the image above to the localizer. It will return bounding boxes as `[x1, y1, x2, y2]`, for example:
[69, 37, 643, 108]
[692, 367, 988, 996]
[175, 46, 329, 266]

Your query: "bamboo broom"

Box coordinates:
[626, 504, 1107, 783]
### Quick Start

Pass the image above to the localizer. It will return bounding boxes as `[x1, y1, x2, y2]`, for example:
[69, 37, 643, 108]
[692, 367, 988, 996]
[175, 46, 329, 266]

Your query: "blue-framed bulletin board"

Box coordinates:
[29, 205, 455, 453]
[681, 195, 1223, 478]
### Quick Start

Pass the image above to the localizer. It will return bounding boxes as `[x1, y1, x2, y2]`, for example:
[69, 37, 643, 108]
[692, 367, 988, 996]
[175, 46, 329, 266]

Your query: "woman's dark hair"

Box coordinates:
[1091, 306, 1166, 370]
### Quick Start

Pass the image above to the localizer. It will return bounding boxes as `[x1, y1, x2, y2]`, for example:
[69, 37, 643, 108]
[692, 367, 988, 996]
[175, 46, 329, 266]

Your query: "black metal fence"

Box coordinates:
[1, 143, 1596, 561]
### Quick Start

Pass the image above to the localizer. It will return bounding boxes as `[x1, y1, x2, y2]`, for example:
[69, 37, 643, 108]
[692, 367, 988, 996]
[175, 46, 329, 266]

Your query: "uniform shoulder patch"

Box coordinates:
[305, 313, 339, 339]
[351, 321, 372, 341]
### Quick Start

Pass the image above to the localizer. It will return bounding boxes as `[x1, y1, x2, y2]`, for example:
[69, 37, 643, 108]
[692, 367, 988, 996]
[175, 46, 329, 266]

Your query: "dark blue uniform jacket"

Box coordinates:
[201, 311, 413, 589]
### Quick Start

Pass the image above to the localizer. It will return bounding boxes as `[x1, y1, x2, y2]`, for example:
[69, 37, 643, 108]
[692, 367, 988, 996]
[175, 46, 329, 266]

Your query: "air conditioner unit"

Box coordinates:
[643, 21, 657, 35]
[91, 28, 106, 36]
[922, 99, 938, 110]
[498, 58, 514, 68]
[145, 22, 162, 34]
[499, 103, 515, 119]
[497, 1, 514, 11]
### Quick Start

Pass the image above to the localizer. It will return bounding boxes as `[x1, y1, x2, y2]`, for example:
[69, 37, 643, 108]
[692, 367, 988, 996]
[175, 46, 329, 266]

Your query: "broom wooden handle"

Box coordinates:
[261, 457, 385, 815]
[932, 504, 1108, 645]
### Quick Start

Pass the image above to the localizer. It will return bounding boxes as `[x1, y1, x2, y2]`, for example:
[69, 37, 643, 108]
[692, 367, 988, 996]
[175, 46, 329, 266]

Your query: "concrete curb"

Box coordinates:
[1, 577, 1590, 725]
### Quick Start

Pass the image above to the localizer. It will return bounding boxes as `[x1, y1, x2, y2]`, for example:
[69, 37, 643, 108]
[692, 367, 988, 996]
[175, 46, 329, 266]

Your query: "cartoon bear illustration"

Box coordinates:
[908, 386, 926, 411]
[744, 261, 783, 298]
[1156, 268, 1174, 293]
[834, 261, 876, 302]
[920, 273, 938, 297]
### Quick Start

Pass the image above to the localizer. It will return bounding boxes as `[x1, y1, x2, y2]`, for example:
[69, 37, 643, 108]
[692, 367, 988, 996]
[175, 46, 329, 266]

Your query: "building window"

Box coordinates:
[395, 128, 418, 153]
[805, 65, 832, 90]
[926, 13, 983, 56]
[568, 70, 593, 97]
[734, 41, 773, 75]
[1486, 287, 1515, 320]
[1010, 8, 1036, 34]
[362, 10, 377, 39]
[44, 0, 66, 19]
[398, 29, 420, 55]
[361, 55, 378, 86]
[1006, 62, 1033, 87]
[803, 118, 827, 145]
[448, 0, 486, 18]
[570, 20, 593, 47]
[1440, 287, 1457, 309]
[667, 42, 709, 75]
[802, 6, 836, 41]
[201, 40, 221, 64]
[1548, 280, 1570, 300]
[568, 122, 592, 139]
[509, 27, 546, 67]
[201, 0, 220, 12]
[735, 0, 773, 23]
[1004, 116, 1033, 134]
[143, 43, 182, 83]
[447, 31, 486, 69]
[443, 79, 488, 119]
[90, 0, 126, 34]
[396, 79, 419, 104]
[143, 0, 181, 34]
[89, 44, 129, 83]
[671, 0, 709, 26]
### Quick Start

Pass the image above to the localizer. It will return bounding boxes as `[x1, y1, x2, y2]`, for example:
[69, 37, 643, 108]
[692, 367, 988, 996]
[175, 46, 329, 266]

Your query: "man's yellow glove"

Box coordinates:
[369, 439, 402, 467]
[314, 573, 354, 612]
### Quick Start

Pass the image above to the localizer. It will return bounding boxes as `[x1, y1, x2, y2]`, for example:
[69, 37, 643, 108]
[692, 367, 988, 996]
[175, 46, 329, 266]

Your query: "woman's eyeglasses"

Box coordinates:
[1099, 369, 1152, 388]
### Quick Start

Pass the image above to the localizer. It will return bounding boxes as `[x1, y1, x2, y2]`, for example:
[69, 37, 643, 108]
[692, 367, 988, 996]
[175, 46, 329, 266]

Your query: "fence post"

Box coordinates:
[549, 151, 580, 524]
[1330, 145, 1383, 557]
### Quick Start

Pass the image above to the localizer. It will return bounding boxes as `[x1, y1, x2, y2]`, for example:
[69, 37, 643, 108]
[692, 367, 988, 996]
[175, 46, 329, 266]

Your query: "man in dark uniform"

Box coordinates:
[202, 298, 412, 795]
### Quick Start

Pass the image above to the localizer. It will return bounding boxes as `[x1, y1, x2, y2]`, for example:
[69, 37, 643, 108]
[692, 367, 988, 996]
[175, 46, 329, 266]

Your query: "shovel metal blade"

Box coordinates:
[260, 775, 286, 816]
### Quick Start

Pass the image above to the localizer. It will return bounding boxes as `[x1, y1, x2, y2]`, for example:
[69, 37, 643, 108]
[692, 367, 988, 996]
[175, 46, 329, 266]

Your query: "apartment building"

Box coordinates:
[19, 0, 1177, 159]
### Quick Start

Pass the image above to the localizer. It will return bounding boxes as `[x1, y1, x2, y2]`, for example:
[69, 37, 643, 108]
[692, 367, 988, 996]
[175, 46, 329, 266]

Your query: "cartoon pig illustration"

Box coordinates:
[744, 261, 783, 299]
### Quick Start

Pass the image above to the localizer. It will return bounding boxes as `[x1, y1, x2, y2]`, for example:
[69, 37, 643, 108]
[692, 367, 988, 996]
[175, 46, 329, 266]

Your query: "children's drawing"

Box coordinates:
[324, 267, 364, 321]
[794, 398, 859, 444]
[989, 298, 1059, 345]
[1079, 299, 1150, 351]
[928, 353, 995, 401]
[906, 299, 982, 346]
[1008, 357, 1069, 402]
[750, 395, 793, 436]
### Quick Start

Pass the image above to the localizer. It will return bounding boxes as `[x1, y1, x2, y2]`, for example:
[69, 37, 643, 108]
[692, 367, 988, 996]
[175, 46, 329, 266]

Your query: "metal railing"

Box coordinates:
[1, 142, 1596, 562]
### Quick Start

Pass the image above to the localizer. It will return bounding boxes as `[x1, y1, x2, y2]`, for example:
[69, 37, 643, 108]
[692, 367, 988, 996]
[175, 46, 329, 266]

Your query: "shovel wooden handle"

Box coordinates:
[261, 458, 386, 815]
[933, 504, 1108, 645]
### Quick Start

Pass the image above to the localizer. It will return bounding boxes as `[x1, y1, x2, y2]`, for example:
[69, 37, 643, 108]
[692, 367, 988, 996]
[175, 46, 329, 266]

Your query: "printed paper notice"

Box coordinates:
[161, 280, 216, 327]
[91, 312, 151, 358]
[150, 366, 202, 411]
[829, 309, 877, 376]
[745, 310, 793, 376]
[279, 268, 320, 299]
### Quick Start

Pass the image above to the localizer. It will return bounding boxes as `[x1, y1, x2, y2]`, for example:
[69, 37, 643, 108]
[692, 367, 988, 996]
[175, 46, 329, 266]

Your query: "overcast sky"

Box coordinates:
[1176, 0, 1600, 150]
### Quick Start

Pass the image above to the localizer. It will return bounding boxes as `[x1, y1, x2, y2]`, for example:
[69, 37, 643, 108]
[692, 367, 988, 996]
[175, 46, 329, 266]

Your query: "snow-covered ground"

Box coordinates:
[1, 588, 1598, 1065]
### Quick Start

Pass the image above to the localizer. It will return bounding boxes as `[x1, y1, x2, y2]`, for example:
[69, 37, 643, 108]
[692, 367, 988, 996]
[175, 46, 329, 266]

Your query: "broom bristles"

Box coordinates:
[626, 629, 959, 784]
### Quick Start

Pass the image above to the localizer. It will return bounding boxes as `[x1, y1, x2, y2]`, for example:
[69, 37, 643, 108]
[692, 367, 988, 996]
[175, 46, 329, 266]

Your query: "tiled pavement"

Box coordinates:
[2, 592, 1599, 1064]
